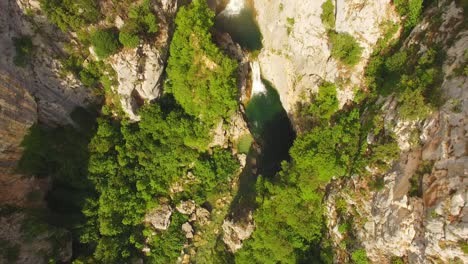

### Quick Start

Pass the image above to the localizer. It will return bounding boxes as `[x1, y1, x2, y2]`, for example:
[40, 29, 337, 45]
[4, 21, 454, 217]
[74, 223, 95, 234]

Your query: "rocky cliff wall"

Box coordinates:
[253, 0, 398, 120]
[324, 2, 467, 263]
[0, 72, 37, 173]
[0, 0, 95, 125]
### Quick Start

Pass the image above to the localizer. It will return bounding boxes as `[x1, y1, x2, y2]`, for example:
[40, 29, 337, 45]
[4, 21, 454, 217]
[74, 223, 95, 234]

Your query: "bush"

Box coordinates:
[351, 249, 369, 264]
[308, 81, 339, 121]
[119, 22, 140, 48]
[397, 88, 431, 120]
[90, 28, 121, 59]
[321, 0, 335, 29]
[237, 134, 253, 154]
[118, 0, 158, 48]
[393, 0, 423, 28]
[12, 36, 33, 67]
[40, 0, 101, 31]
[329, 32, 363, 66]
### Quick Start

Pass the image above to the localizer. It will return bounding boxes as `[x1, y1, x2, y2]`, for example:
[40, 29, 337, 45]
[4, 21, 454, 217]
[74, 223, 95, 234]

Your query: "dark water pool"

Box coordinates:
[246, 79, 295, 178]
[215, 4, 263, 51]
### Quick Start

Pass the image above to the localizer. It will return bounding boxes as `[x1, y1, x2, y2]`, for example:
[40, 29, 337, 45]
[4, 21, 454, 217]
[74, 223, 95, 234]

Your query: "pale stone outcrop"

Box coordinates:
[108, 0, 177, 120]
[222, 212, 255, 252]
[253, 0, 399, 116]
[145, 205, 173, 230]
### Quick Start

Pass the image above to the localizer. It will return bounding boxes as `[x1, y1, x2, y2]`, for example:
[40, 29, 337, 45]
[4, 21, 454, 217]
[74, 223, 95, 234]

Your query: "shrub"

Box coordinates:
[385, 51, 408, 73]
[118, 0, 158, 48]
[40, 0, 101, 31]
[393, 0, 423, 28]
[12, 36, 33, 67]
[237, 134, 253, 154]
[119, 22, 140, 48]
[321, 0, 335, 29]
[351, 249, 369, 264]
[329, 32, 363, 66]
[90, 28, 121, 59]
[397, 88, 431, 120]
[308, 81, 339, 121]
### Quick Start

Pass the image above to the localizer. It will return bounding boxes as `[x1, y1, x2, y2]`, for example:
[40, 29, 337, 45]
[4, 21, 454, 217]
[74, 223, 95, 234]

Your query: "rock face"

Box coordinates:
[0, 0, 94, 125]
[109, 0, 177, 120]
[325, 2, 468, 263]
[176, 200, 197, 215]
[222, 213, 255, 252]
[145, 205, 173, 231]
[0, 72, 37, 173]
[0, 212, 72, 264]
[253, 0, 398, 116]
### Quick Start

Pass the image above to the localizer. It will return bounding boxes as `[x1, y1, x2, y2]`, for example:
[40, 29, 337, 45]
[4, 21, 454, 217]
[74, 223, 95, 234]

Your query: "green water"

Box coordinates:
[215, 7, 263, 51]
[246, 80, 295, 177]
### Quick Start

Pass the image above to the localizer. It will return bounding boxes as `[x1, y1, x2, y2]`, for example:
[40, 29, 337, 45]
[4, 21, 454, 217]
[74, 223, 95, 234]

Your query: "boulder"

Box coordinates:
[222, 212, 255, 252]
[176, 200, 196, 215]
[145, 205, 173, 230]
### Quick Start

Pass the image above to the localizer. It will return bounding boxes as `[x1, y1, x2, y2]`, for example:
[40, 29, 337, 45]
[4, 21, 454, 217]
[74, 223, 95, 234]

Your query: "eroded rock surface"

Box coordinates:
[109, 0, 177, 120]
[222, 212, 255, 252]
[253, 0, 398, 117]
[145, 204, 173, 230]
[0, 0, 94, 125]
[325, 3, 468, 263]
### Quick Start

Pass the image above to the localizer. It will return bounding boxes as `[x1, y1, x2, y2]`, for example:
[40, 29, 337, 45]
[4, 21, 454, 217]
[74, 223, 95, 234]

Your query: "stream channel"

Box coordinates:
[215, 0, 296, 219]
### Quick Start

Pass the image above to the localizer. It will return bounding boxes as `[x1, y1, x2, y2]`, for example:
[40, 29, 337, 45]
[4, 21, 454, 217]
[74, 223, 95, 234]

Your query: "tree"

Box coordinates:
[90, 28, 121, 59]
[166, 0, 238, 124]
[329, 32, 363, 66]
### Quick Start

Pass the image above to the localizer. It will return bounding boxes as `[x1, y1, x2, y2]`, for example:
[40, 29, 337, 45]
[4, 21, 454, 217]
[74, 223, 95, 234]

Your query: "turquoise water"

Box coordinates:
[215, 6, 263, 51]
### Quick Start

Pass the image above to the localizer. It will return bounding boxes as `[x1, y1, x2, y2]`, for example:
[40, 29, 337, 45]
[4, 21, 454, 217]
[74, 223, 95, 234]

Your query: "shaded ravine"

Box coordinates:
[215, 1, 295, 220]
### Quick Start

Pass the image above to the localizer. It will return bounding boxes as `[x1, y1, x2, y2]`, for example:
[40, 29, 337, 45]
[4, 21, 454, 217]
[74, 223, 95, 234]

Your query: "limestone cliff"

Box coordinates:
[323, 2, 467, 263]
[253, 0, 398, 120]
[109, 0, 178, 120]
[0, 0, 95, 125]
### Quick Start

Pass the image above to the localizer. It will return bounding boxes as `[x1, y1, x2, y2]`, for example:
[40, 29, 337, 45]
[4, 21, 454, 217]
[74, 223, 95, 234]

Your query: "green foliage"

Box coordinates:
[351, 249, 369, 264]
[90, 28, 121, 59]
[321, 0, 336, 29]
[119, 0, 158, 48]
[391, 256, 405, 264]
[12, 36, 33, 67]
[397, 88, 431, 120]
[40, 0, 101, 31]
[459, 241, 468, 254]
[237, 134, 253, 154]
[166, 0, 238, 124]
[394, 0, 424, 28]
[84, 89, 240, 261]
[119, 21, 140, 48]
[308, 82, 339, 122]
[329, 32, 363, 66]
[369, 176, 385, 191]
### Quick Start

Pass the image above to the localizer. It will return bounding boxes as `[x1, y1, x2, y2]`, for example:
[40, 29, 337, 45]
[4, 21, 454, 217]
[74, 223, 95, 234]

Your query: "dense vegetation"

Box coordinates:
[90, 28, 121, 59]
[119, 0, 158, 48]
[329, 32, 363, 66]
[321, 0, 335, 29]
[40, 0, 100, 31]
[15, 0, 449, 263]
[75, 1, 239, 262]
[166, 0, 238, 125]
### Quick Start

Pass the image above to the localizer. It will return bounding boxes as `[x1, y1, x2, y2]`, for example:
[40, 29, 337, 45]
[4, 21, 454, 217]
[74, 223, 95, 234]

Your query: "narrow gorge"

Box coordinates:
[0, 0, 466, 263]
